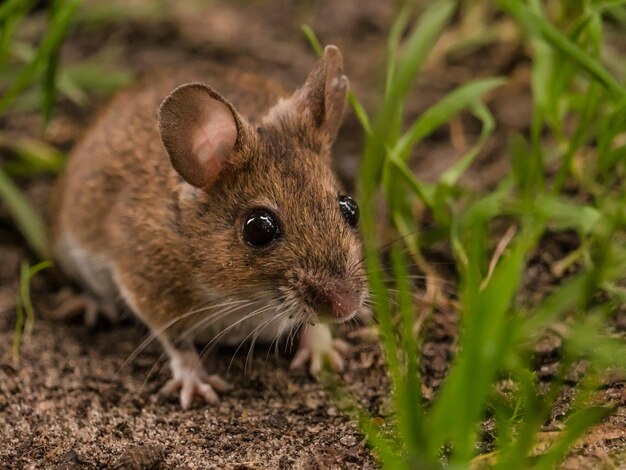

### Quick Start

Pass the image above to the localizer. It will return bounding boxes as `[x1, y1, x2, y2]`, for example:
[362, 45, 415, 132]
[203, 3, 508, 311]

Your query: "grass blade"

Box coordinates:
[0, 0, 34, 22]
[0, 166, 47, 258]
[391, 1, 456, 107]
[0, 0, 81, 115]
[300, 24, 323, 57]
[393, 78, 505, 163]
[439, 101, 496, 187]
[499, 0, 625, 100]
[12, 260, 52, 362]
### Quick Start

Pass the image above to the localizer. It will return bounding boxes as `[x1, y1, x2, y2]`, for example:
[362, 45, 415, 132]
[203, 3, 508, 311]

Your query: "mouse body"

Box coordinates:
[50, 46, 369, 408]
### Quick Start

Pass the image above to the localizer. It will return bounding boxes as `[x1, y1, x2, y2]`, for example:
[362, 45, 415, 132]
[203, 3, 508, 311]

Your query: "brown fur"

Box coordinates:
[51, 46, 367, 347]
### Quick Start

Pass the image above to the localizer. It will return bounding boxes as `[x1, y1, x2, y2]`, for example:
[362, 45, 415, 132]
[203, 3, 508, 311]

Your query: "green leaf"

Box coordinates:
[0, 166, 48, 258]
[41, 41, 60, 124]
[0, 134, 66, 176]
[391, 1, 456, 107]
[536, 195, 603, 235]
[439, 101, 496, 187]
[0, 0, 34, 22]
[393, 78, 505, 163]
[12, 260, 52, 361]
[0, 0, 81, 116]
[300, 24, 323, 58]
[500, 0, 625, 100]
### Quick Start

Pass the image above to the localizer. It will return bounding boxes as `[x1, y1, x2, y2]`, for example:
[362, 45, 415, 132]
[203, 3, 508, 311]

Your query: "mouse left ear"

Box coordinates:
[159, 83, 247, 189]
[292, 45, 349, 143]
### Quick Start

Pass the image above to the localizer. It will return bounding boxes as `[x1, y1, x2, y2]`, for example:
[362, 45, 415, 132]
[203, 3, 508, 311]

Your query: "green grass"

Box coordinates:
[12, 259, 52, 361]
[0, 0, 81, 121]
[307, 0, 626, 467]
[0, 0, 137, 259]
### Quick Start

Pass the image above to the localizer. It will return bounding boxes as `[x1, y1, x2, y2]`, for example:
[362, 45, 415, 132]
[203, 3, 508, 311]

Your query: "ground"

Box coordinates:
[0, 1, 625, 468]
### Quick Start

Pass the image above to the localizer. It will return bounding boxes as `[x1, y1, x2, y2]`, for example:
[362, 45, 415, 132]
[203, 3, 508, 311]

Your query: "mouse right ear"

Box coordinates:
[159, 83, 245, 188]
[290, 45, 349, 144]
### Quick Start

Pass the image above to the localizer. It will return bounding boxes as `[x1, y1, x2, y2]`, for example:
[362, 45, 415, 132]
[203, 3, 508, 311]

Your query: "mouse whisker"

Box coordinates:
[283, 309, 306, 356]
[233, 301, 281, 364]
[120, 296, 252, 374]
[292, 310, 308, 348]
[173, 298, 260, 346]
[137, 296, 262, 391]
[149, 290, 277, 386]
[265, 302, 298, 361]
[365, 272, 458, 291]
[229, 304, 285, 375]
[197, 301, 278, 361]
[254, 305, 292, 369]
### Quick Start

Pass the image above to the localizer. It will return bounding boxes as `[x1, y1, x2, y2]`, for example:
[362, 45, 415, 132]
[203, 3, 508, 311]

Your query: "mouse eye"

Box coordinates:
[242, 209, 281, 247]
[339, 195, 359, 228]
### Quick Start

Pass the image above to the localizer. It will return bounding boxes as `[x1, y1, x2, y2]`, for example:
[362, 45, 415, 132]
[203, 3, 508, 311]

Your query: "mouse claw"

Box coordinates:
[162, 348, 230, 409]
[160, 377, 219, 409]
[183, 380, 218, 409]
[206, 374, 233, 393]
[160, 372, 227, 409]
[289, 347, 311, 371]
[290, 323, 350, 377]
[332, 338, 350, 355]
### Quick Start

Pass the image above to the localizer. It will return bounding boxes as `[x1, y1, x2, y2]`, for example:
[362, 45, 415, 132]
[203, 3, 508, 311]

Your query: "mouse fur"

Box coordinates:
[50, 46, 369, 408]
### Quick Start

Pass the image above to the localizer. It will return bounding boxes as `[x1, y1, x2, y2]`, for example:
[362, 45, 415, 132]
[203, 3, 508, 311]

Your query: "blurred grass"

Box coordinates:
[307, 0, 625, 467]
[0, 0, 137, 260]
[0, 0, 81, 119]
[0, 166, 48, 258]
[0, 0, 77, 260]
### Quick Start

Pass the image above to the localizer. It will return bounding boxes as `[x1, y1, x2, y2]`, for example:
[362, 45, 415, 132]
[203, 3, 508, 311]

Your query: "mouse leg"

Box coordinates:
[290, 323, 350, 376]
[159, 340, 232, 409]
[46, 287, 118, 328]
[113, 270, 232, 409]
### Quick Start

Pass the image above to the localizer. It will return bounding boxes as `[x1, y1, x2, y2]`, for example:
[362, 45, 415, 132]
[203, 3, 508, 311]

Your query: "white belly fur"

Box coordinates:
[54, 230, 119, 301]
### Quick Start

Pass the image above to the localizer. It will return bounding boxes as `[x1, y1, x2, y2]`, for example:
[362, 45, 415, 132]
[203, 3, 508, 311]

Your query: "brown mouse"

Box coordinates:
[50, 45, 369, 409]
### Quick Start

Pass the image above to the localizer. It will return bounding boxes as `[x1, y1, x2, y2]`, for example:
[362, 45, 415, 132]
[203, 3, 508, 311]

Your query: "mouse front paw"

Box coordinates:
[161, 348, 231, 409]
[290, 323, 350, 377]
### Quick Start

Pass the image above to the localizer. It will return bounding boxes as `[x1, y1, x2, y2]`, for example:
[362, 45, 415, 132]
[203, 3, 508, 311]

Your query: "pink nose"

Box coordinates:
[301, 277, 360, 319]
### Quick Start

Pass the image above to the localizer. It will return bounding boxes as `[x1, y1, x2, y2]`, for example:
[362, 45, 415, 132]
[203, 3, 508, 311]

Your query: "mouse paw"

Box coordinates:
[47, 288, 118, 328]
[290, 323, 350, 377]
[161, 349, 231, 409]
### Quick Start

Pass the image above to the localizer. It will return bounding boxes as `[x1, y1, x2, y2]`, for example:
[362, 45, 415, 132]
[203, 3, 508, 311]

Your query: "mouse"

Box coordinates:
[49, 45, 370, 409]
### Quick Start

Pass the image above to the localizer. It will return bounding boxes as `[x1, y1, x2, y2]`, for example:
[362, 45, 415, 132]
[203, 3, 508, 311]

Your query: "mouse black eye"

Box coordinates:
[242, 209, 281, 247]
[339, 195, 359, 228]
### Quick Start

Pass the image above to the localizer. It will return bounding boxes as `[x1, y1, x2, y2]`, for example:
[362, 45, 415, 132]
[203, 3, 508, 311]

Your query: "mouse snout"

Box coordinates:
[295, 272, 361, 320]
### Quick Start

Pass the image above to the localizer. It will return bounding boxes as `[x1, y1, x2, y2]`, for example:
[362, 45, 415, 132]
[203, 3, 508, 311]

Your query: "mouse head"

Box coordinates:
[159, 46, 368, 325]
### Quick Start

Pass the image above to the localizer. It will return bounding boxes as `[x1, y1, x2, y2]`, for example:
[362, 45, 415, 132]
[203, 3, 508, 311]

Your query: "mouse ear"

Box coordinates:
[293, 45, 349, 143]
[159, 83, 244, 188]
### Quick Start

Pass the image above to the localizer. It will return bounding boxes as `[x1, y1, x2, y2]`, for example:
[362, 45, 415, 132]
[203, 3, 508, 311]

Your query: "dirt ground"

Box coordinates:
[0, 1, 625, 468]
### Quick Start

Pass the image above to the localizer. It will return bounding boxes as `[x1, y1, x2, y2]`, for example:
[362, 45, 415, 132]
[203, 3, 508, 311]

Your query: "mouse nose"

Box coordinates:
[299, 275, 360, 320]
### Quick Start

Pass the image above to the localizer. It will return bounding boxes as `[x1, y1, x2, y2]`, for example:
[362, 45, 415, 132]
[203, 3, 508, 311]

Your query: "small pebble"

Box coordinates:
[36, 400, 55, 412]
[340, 435, 358, 447]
